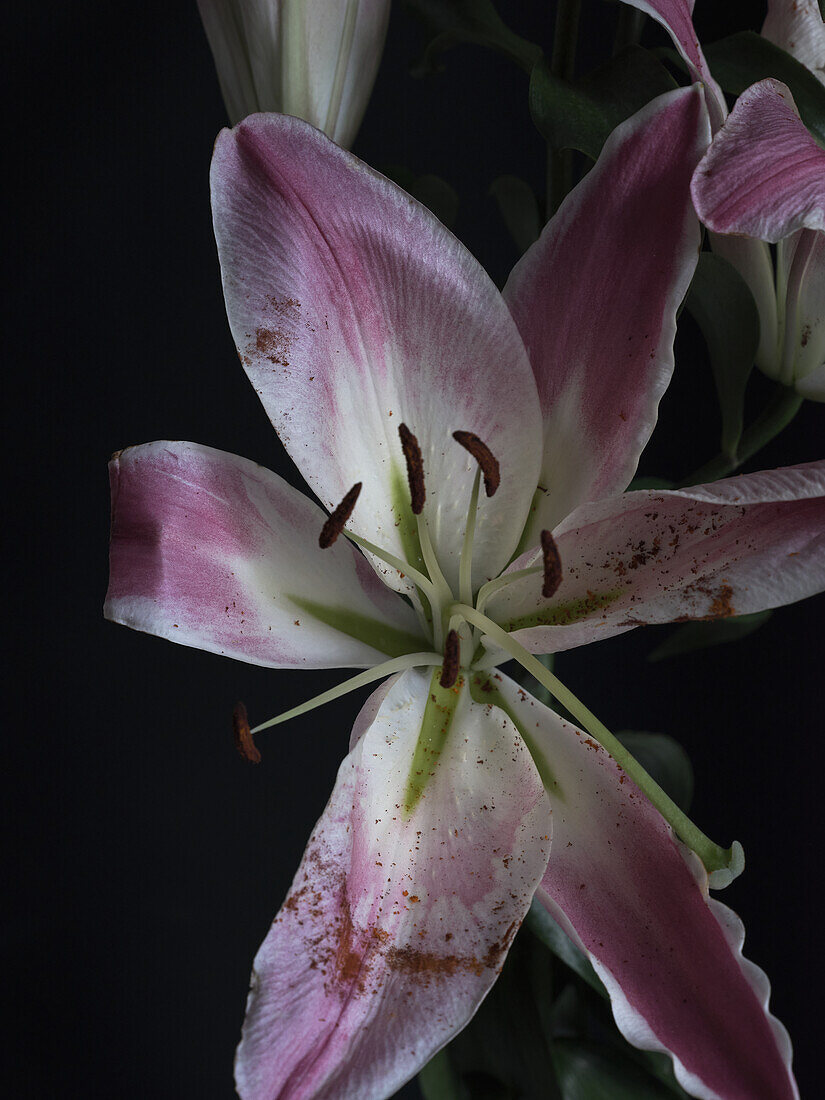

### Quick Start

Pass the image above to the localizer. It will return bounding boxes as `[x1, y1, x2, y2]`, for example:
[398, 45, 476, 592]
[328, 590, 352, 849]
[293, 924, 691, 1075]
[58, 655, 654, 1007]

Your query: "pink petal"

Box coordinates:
[210, 114, 542, 595]
[503, 88, 708, 535]
[485, 462, 825, 655]
[235, 670, 552, 1100]
[762, 0, 825, 85]
[488, 673, 798, 1100]
[618, 0, 727, 127]
[105, 441, 424, 669]
[692, 79, 825, 242]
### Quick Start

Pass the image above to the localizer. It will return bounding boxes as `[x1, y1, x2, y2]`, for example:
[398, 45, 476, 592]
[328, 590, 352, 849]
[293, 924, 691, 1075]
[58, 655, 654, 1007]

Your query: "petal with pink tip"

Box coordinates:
[503, 88, 708, 536]
[104, 441, 424, 669]
[617, 0, 726, 127]
[484, 462, 825, 656]
[692, 80, 825, 242]
[235, 669, 552, 1100]
[763, 0, 825, 85]
[485, 672, 798, 1100]
[210, 114, 542, 595]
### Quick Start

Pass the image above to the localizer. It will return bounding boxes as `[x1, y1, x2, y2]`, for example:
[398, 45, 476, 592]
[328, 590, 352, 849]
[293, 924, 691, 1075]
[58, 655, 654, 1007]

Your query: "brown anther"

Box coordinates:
[439, 629, 461, 689]
[452, 431, 500, 496]
[232, 701, 261, 763]
[398, 424, 426, 514]
[540, 530, 563, 599]
[319, 482, 362, 548]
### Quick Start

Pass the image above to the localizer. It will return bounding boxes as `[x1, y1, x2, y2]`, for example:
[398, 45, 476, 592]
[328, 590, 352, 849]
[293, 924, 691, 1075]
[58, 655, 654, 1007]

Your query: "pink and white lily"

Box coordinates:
[105, 90, 824, 1099]
[196, 0, 390, 143]
[620, 0, 825, 398]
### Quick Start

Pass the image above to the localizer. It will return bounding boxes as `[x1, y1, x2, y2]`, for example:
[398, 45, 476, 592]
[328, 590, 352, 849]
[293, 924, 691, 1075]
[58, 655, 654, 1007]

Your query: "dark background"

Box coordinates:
[6, 1, 822, 1096]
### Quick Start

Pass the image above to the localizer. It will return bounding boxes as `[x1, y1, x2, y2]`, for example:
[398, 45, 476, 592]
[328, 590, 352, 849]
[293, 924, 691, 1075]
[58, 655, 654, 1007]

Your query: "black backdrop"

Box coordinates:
[6, 1, 822, 1097]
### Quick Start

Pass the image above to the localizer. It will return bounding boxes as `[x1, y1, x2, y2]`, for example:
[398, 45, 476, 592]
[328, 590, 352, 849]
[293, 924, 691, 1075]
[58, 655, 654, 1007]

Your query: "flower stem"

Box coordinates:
[546, 0, 581, 218]
[679, 385, 803, 487]
[453, 603, 738, 875]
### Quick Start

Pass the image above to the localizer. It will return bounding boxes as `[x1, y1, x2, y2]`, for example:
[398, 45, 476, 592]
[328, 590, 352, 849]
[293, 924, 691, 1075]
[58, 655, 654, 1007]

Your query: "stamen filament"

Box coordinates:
[475, 564, 543, 615]
[416, 514, 452, 651]
[250, 652, 444, 735]
[459, 468, 481, 608]
[344, 530, 438, 603]
[451, 602, 738, 876]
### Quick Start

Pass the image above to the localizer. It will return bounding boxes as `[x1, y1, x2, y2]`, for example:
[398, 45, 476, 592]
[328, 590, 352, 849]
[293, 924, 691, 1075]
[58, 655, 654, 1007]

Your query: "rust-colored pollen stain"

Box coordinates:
[540, 530, 563, 598]
[319, 482, 362, 548]
[452, 430, 501, 496]
[386, 919, 517, 982]
[439, 629, 461, 688]
[707, 583, 735, 619]
[398, 423, 426, 514]
[232, 701, 260, 763]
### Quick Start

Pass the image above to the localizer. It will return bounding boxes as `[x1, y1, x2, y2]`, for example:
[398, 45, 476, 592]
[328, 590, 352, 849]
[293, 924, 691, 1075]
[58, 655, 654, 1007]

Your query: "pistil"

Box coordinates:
[450, 601, 741, 878]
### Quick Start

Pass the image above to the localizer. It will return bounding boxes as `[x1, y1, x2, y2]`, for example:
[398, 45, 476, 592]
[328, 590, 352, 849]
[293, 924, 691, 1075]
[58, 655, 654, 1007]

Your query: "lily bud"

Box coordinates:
[196, 0, 390, 146]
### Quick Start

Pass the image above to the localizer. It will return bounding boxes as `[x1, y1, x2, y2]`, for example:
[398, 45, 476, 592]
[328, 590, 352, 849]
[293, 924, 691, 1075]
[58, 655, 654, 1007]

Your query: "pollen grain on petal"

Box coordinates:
[398, 423, 426, 514]
[319, 482, 362, 548]
[233, 701, 261, 763]
[452, 431, 500, 496]
[439, 629, 461, 689]
[541, 530, 563, 599]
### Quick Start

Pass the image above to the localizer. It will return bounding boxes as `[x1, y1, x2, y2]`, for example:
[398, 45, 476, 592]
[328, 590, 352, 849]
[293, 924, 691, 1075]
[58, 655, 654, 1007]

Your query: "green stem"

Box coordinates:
[454, 603, 737, 875]
[613, 6, 645, 54]
[546, 0, 581, 217]
[679, 385, 803, 487]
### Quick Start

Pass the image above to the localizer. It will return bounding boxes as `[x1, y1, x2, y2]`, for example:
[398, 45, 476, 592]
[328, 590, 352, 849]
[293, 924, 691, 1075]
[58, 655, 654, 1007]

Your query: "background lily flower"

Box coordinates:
[619, 0, 825, 398]
[692, 78, 825, 401]
[105, 93, 824, 1098]
[196, 0, 390, 144]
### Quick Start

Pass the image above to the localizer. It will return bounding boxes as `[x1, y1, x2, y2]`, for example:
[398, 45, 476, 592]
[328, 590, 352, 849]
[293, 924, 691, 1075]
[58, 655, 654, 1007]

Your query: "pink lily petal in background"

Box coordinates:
[210, 113, 542, 595]
[617, 0, 726, 127]
[692, 79, 825, 241]
[235, 670, 552, 1100]
[105, 441, 424, 669]
[489, 673, 797, 1100]
[503, 87, 708, 535]
[763, 0, 825, 86]
[483, 462, 825, 657]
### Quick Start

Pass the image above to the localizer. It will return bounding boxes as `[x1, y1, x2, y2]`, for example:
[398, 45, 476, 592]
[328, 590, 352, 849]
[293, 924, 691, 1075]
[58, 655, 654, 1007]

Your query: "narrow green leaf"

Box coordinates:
[382, 165, 459, 229]
[553, 1038, 681, 1099]
[489, 175, 541, 253]
[530, 46, 677, 159]
[685, 252, 760, 461]
[614, 731, 693, 813]
[705, 31, 825, 146]
[647, 610, 773, 663]
[402, 0, 541, 75]
[418, 1049, 472, 1100]
[525, 902, 607, 999]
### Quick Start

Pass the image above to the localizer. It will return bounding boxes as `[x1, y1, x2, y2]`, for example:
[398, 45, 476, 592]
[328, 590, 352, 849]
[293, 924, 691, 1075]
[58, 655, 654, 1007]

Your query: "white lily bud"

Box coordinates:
[196, 0, 391, 146]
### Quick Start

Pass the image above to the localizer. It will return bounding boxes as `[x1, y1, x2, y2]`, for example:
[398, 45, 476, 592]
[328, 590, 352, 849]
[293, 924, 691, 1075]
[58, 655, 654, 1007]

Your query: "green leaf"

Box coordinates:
[614, 731, 693, 813]
[489, 175, 541, 253]
[402, 0, 541, 75]
[530, 46, 677, 159]
[553, 1038, 681, 1099]
[647, 610, 773, 664]
[382, 165, 459, 229]
[418, 1049, 472, 1100]
[685, 252, 760, 462]
[525, 901, 607, 999]
[705, 31, 825, 146]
